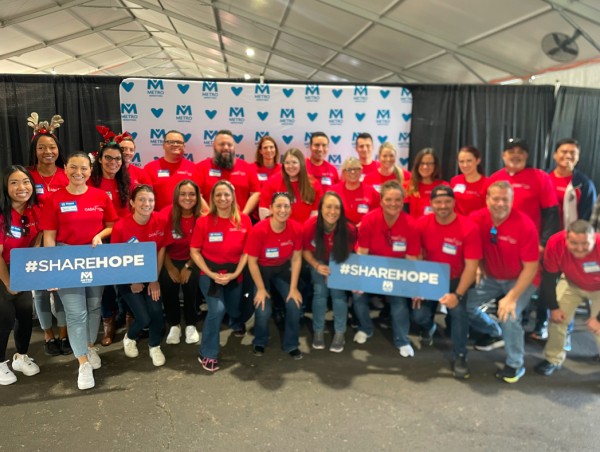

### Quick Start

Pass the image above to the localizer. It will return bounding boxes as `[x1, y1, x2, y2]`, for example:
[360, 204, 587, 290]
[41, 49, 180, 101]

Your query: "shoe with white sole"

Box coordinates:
[149, 346, 166, 367]
[123, 335, 139, 358]
[166, 325, 181, 345]
[185, 326, 200, 344]
[12, 354, 40, 376]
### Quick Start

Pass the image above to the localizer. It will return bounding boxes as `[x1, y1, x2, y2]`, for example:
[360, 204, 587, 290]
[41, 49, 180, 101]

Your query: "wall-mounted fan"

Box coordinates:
[541, 30, 582, 62]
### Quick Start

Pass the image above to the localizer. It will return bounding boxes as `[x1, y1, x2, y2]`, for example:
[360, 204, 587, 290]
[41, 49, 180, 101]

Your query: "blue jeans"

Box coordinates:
[199, 275, 243, 359]
[310, 267, 348, 333]
[58, 286, 103, 358]
[352, 293, 410, 347]
[118, 284, 164, 347]
[33, 290, 66, 330]
[253, 275, 301, 352]
[467, 277, 537, 368]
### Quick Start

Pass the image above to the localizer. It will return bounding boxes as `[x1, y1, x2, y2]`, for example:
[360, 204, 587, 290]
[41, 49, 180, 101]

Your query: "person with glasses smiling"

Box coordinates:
[466, 181, 540, 383]
[143, 130, 204, 211]
[406, 148, 449, 219]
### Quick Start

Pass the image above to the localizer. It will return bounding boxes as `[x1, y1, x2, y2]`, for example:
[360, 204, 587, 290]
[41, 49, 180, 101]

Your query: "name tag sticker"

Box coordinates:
[208, 232, 223, 242]
[453, 184, 466, 194]
[359, 174, 365, 182]
[171, 230, 183, 239]
[258, 173, 267, 181]
[442, 242, 457, 255]
[583, 262, 600, 273]
[127, 236, 139, 243]
[392, 241, 406, 253]
[357, 204, 369, 214]
[10, 225, 22, 239]
[35, 184, 44, 195]
[158, 169, 170, 178]
[265, 247, 279, 258]
[424, 206, 433, 215]
[60, 201, 77, 213]
[321, 176, 332, 186]
[106, 191, 113, 200]
[209, 169, 222, 178]
[373, 185, 381, 193]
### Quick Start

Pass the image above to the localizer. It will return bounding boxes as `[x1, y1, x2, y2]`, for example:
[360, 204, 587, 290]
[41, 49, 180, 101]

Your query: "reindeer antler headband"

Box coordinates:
[27, 112, 64, 138]
[96, 125, 133, 148]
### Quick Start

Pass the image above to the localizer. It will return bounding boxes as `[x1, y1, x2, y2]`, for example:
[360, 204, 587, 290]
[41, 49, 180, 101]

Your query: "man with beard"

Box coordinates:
[197, 130, 260, 215]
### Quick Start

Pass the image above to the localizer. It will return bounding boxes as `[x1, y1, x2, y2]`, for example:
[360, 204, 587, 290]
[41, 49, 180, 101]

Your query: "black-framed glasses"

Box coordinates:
[102, 155, 122, 162]
[21, 215, 30, 237]
[490, 226, 497, 244]
[165, 140, 184, 146]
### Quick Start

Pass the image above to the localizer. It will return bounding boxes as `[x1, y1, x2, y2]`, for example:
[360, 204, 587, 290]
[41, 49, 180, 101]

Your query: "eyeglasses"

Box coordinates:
[165, 140, 184, 146]
[21, 215, 30, 236]
[419, 162, 435, 167]
[490, 226, 497, 244]
[344, 168, 362, 173]
[102, 155, 122, 162]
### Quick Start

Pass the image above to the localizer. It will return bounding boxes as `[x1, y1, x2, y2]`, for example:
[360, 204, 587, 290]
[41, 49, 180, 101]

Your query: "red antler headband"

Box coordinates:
[27, 112, 64, 139]
[96, 125, 133, 146]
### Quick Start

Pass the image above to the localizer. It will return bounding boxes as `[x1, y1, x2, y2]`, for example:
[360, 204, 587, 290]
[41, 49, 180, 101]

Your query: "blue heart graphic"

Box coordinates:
[183, 133, 192, 142]
[380, 90, 390, 99]
[233, 134, 244, 144]
[177, 84, 190, 94]
[205, 110, 217, 119]
[130, 132, 138, 140]
[377, 135, 388, 144]
[332, 89, 342, 98]
[307, 112, 318, 122]
[283, 88, 294, 98]
[151, 108, 163, 118]
[231, 86, 243, 96]
[331, 136, 341, 144]
[355, 113, 365, 121]
[400, 157, 409, 166]
[402, 113, 412, 122]
[121, 82, 134, 92]
[282, 135, 293, 144]
[257, 111, 269, 121]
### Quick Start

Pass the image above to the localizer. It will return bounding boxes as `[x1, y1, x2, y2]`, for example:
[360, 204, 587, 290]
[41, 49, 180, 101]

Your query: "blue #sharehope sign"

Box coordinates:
[328, 253, 450, 300]
[10, 243, 157, 291]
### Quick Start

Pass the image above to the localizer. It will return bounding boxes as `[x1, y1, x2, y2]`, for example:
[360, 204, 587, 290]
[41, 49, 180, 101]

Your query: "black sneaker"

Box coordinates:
[420, 324, 437, 346]
[495, 365, 525, 383]
[44, 338, 61, 356]
[453, 354, 470, 379]
[233, 324, 246, 338]
[534, 359, 561, 376]
[60, 338, 73, 355]
[474, 335, 505, 351]
[289, 349, 303, 360]
[252, 345, 265, 356]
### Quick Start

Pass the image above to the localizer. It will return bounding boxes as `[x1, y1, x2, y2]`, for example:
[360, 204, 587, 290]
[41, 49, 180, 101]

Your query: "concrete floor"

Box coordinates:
[2, 315, 600, 452]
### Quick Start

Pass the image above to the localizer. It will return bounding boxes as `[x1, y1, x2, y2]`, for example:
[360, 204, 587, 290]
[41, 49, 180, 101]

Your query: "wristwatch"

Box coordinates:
[453, 292, 465, 303]
[184, 263, 193, 270]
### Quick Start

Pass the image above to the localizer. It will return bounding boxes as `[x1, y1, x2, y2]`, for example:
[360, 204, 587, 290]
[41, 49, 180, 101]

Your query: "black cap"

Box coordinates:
[430, 185, 454, 200]
[504, 138, 529, 152]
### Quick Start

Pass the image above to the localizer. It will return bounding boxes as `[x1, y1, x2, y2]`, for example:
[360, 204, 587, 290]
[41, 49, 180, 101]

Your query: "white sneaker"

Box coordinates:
[185, 325, 200, 344]
[353, 331, 371, 344]
[0, 360, 17, 385]
[399, 344, 415, 358]
[166, 325, 181, 345]
[149, 346, 166, 367]
[12, 354, 40, 376]
[123, 335, 139, 358]
[87, 347, 101, 370]
[77, 362, 95, 390]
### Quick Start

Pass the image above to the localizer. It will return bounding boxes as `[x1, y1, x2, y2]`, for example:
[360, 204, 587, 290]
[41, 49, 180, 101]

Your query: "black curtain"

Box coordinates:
[409, 84, 556, 180]
[548, 86, 600, 189]
[0, 75, 123, 168]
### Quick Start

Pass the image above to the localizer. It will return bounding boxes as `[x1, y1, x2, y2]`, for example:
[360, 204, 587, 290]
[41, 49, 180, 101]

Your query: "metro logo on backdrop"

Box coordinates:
[329, 109, 344, 126]
[175, 105, 192, 122]
[121, 103, 138, 121]
[202, 81, 219, 99]
[147, 79, 164, 97]
[254, 84, 270, 101]
[150, 129, 165, 146]
[255, 131, 270, 143]
[229, 107, 245, 124]
[376, 109, 391, 126]
[305, 85, 320, 102]
[353, 85, 368, 102]
[203, 130, 218, 146]
[280, 108, 295, 125]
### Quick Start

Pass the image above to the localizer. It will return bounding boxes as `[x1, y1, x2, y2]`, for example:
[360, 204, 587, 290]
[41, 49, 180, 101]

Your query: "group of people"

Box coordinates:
[1, 115, 600, 391]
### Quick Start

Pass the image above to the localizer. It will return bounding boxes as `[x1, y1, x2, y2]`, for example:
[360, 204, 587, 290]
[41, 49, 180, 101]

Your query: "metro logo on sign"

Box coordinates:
[229, 107, 245, 124]
[305, 85, 320, 102]
[329, 109, 344, 126]
[202, 81, 219, 98]
[376, 109, 391, 126]
[254, 84, 270, 101]
[150, 129, 165, 145]
[280, 108, 295, 125]
[175, 105, 192, 122]
[255, 131, 270, 143]
[147, 79, 164, 97]
[203, 130, 218, 146]
[353, 85, 368, 102]
[121, 103, 138, 121]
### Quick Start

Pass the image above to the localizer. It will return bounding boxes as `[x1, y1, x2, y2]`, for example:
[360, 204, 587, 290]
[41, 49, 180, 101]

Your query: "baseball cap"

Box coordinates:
[430, 185, 454, 200]
[504, 138, 529, 152]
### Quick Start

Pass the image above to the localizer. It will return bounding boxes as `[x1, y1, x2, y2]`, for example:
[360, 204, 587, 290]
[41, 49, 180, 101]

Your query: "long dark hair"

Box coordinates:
[408, 147, 442, 196]
[172, 179, 201, 237]
[255, 136, 280, 167]
[28, 133, 65, 168]
[282, 148, 315, 204]
[2, 165, 38, 237]
[90, 143, 130, 208]
[315, 191, 352, 264]
[458, 145, 484, 175]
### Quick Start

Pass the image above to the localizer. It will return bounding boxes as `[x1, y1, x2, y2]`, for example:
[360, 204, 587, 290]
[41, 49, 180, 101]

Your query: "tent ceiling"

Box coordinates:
[1, 0, 599, 84]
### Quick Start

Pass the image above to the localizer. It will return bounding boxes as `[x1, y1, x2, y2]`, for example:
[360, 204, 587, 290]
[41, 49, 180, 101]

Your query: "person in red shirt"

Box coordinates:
[534, 221, 600, 375]
[354, 133, 380, 181]
[450, 145, 487, 216]
[119, 135, 152, 188]
[415, 185, 482, 378]
[143, 130, 205, 211]
[41, 152, 118, 390]
[160, 180, 203, 347]
[245, 192, 303, 359]
[112, 185, 168, 368]
[467, 181, 539, 383]
[363, 142, 410, 193]
[405, 148, 449, 218]
[259, 148, 322, 224]
[303, 192, 356, 352]
[0, 166, 42, 385]
[305, 132, 339, 188]
[190, 180, 251, 372]
[330, 157, 379, 227]
[352, 180, 421, 357]
[197, 130, 260, 216]
[252, 136, 282, 190]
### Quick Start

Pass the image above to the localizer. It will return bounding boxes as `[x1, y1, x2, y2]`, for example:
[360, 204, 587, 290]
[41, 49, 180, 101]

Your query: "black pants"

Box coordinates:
[0, 282, 33, 361]
[159, 259, 200, 327]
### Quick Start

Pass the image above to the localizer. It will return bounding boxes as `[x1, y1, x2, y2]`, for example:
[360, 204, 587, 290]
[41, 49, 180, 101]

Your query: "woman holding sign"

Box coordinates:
[40, 152, 117, 390]
[0, 166, 42, 385]
[302, 191, 356, 352]
[352, 180, 421, 358]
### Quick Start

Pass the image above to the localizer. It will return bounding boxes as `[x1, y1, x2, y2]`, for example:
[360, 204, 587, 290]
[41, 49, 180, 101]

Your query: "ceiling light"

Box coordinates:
[244, 73, 251, 80]
[245, 48, 255, 57]
[50, 68, 57, 74]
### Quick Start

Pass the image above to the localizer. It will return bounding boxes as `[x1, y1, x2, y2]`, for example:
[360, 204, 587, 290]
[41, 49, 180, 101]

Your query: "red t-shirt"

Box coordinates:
[330, 182, 380, 226]
[197, 158, 260, 210]
[160, 205, 198, 261]
[406, 180, 450, 219]
[28, 167, 69, 208]
[0, 205, 41, 264]
[127, 164, 152, 188]
[544, 230, 600, 292]
[302, 215, 356, 262]
[40, 187, 118, 245]
[259, 174, 322, 224]
[359, 160, 380, 181]
[251, 162, 282, 189]
[450, 174, 487, 216]
[190, 213, 251, 265]
[244, 218, 303, 267]
[363, 169, 411, 193]
[87, 177, 134, 218]
[357, 208, 420, 258]
[143, 157, 202, 211]
[486, 168, 558, 234]
[111, 212, 169, 250]
[469, 208, 540, 283]
[306, 159, 340, 188]
[417, 214, 482, 279]
[548, 171, 580, 229]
